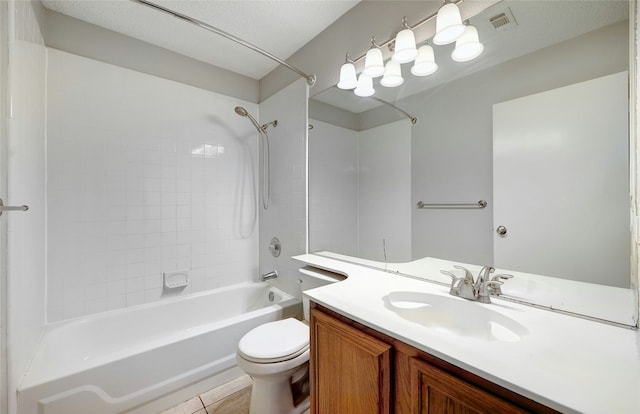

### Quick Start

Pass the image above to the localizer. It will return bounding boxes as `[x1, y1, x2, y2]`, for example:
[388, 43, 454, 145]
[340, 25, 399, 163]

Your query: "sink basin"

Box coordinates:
[382, 291, 528, 342]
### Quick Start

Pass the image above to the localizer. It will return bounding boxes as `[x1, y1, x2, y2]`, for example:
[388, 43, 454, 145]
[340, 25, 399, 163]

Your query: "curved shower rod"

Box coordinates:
[369, 97, 418, 125]
[129, 0, 316, 86]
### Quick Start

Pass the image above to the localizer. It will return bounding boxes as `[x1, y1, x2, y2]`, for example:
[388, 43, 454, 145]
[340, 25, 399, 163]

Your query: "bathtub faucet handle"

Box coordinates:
[260, 270, 278, 281]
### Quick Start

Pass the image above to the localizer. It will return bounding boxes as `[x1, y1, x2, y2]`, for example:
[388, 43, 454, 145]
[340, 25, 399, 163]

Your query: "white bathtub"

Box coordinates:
[17, 282, 301, 414]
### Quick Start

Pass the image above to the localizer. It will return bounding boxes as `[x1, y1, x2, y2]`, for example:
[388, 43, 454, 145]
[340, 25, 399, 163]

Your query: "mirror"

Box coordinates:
[308, 1, 634, 324]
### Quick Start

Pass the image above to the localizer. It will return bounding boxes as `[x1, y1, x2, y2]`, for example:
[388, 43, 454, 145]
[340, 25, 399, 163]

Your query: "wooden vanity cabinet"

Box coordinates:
[310, 306, 392, 413]
[408, 357, 528, 413]
[310, 304, 559, 414]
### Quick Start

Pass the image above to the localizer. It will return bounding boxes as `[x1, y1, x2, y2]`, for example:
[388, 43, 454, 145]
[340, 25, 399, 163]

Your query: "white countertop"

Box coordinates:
[313, 251, 636, 326]
[294, 253, 640, 414]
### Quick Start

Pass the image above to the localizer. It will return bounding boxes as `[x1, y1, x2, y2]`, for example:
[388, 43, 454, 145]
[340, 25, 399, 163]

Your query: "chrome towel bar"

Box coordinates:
[416, 200, 487, 209]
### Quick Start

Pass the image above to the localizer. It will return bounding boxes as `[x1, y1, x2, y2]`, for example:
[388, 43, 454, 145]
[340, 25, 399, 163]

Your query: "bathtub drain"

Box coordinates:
[268, 291, 275, 302]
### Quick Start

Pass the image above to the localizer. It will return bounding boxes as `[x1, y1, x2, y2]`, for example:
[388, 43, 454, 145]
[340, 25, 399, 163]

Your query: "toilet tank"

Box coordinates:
[299, 266, 345, 321]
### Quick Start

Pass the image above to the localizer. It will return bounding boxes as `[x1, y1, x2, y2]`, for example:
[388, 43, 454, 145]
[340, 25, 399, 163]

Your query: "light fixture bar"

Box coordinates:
[129, 0, 317, 86]
[368, 97, 418, 125]
[351, 0, 465, 65]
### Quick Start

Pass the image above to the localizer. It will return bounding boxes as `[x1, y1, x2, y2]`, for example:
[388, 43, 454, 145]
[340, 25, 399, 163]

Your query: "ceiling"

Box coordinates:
[312, 0, 630, 113]
[41, 0, 360, 80]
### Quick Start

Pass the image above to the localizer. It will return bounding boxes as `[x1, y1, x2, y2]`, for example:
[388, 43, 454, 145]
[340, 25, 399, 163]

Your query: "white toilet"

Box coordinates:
[236, 266, 343, 414]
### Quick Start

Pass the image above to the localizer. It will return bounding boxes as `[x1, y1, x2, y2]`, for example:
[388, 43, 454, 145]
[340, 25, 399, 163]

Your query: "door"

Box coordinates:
[493, 72, 629, 286]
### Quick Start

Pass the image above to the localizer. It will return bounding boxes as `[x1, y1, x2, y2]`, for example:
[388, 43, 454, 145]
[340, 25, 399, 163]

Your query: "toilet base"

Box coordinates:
[249, 375, 310, 414]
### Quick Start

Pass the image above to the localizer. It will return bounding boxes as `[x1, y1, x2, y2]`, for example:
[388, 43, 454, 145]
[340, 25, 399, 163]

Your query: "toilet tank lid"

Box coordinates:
[299, 266, 346, 283]
[238, 318, 309, 360]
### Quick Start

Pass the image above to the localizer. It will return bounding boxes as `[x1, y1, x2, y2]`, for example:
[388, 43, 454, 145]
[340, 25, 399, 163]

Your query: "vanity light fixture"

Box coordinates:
[337, 0, 484, 97]
[364, 37, 385, 78]
[381, 61, 404, 87]
[337, 53, 358, 90]
[392, 17, 419, 64]
[451, 23, 484, 62]
[354, 74, 375, 97]
[433, 1, 466, 45]
[411, 43, 438, 76]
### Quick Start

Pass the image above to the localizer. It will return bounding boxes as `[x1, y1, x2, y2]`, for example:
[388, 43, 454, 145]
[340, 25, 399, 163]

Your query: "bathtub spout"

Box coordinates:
[260, 271, 278, 281]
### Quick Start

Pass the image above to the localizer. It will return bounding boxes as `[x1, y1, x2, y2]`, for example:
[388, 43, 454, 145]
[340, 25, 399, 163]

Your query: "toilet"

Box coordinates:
[236, 266, 343, 414]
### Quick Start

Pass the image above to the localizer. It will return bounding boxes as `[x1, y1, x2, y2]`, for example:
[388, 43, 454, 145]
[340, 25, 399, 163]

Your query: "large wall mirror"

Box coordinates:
[308, 0, 636, 325]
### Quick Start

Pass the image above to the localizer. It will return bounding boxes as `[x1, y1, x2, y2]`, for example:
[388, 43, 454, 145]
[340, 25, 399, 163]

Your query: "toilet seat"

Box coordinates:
[238, 318, 309, 363]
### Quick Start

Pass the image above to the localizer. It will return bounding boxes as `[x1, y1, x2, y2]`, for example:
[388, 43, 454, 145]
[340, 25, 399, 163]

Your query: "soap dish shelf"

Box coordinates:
[163, 271, 189, 289]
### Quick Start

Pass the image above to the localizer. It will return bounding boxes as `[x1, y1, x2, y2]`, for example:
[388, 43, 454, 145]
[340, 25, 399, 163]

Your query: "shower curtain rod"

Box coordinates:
[369, 97, 418, 125]
[129, 0, 316, 86]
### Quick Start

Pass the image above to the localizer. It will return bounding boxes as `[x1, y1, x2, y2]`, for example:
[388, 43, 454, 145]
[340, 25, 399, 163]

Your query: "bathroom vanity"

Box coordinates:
[310, 304, 556, 413]
[295, 254, 640, 414]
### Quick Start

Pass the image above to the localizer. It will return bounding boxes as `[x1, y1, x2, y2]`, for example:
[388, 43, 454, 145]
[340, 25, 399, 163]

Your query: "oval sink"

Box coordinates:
[382, 291, 528, 342]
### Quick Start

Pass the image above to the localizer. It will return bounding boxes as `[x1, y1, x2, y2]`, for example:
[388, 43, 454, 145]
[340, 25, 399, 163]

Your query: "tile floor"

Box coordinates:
[159, 375, 252, 414]
[159, 375, 311, 414]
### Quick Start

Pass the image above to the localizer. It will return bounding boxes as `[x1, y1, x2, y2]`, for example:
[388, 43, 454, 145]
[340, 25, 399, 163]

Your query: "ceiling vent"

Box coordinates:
[489, 7, 518, 32]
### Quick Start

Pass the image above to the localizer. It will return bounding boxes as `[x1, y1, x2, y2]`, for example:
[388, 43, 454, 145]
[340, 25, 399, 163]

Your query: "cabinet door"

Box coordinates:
[310, 308, 392, 414]
[410, 357, 528, 414]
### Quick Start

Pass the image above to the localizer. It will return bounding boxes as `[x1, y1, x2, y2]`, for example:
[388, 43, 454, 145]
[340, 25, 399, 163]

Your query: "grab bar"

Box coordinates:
[416, 200, 487, 209]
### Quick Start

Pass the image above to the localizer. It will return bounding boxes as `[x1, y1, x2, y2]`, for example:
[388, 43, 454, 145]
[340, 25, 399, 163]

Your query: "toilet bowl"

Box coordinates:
[236, 266, 344, 414]
[236, 318, 310, 414]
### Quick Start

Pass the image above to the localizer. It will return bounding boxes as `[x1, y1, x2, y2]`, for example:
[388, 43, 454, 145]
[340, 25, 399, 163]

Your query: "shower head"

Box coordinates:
[234, 106, 263, 133]
[234, 106, 249, 117]
[234, 106, 278, 133]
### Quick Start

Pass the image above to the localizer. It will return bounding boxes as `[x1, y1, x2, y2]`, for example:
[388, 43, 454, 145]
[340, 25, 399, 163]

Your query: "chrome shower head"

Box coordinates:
[234, 106, 263, 132]
[234, 106, 249, 117]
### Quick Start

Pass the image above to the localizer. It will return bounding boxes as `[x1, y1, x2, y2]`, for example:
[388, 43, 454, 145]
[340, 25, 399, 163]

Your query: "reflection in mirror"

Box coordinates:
[308, 0, 633, 321]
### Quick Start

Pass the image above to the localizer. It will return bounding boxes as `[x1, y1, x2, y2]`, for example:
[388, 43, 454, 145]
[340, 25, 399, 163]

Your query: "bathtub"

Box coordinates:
[17, 282, 301, 414]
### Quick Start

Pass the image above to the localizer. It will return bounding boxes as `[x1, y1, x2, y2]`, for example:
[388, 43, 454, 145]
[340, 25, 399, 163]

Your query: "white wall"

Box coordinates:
[308, 119, 358, 256]
[44, 9, 258, 103]
[258, 79, 308, 297]
[46, 49, 259, 322]
[6, 1, 47, 413]
[308, 119, 411, 262]
[358, 121, 411, 262]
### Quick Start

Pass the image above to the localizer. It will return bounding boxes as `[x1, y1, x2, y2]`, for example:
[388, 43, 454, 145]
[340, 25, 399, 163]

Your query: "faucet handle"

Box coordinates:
[490, 274, 513, 295]
[478, 281, 503, 303]
[453, 265, 474, 282]
[492, 273, 513, 281]
[440, 270, 461, 296]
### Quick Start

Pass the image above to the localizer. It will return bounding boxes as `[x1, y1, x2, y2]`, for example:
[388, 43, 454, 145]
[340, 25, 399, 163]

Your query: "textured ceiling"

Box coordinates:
[313, 0, 630, 113]
[41, 0, 360, 80]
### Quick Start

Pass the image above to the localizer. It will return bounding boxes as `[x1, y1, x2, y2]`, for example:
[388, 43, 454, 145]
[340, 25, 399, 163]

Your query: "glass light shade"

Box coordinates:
[337, 62, 357, 89]
[411, 45, 438, 76]
[451, 25, 484, 62]
[392, 28, 418, 63]
[433, 3, 465, 45]
[363, 47, 385, 78]
[354, 74, 375, 97]
[380, 61, 404, 87]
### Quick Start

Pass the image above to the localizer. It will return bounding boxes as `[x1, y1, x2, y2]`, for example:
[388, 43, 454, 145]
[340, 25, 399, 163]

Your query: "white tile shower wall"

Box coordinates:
[46, 49, 259, 322]
[358, 120, 411, 262]
[6, 1, 47, 413]
[308, 119, 358, 255]
[258, 79, 308, 297]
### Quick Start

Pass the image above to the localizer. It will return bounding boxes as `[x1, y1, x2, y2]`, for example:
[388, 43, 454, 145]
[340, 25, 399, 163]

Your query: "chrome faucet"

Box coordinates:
[260, 270, 278, 281]
[440, 265, 511, 304]
[475, 266, 495, 290]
